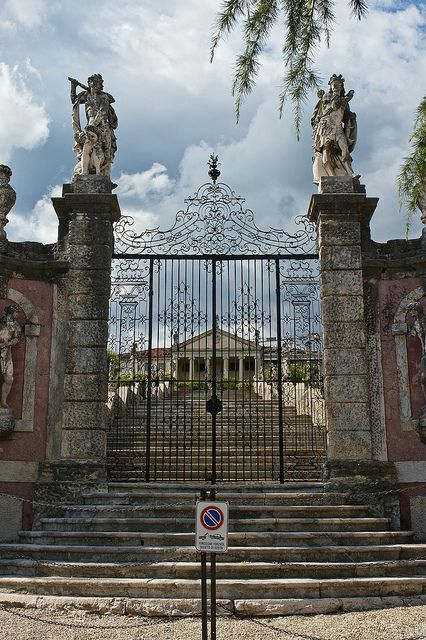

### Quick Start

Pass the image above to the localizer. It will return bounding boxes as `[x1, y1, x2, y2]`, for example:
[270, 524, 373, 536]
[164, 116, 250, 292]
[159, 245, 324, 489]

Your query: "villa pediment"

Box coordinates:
[176, 329, 257, 354]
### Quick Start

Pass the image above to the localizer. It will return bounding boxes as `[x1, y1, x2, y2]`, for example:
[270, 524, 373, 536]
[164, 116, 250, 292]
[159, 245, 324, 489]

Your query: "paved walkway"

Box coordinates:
[0, 605, 425, 640]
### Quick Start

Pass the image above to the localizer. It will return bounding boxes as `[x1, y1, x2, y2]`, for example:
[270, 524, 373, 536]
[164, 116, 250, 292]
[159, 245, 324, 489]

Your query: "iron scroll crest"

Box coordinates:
[113, 159, 317, 257]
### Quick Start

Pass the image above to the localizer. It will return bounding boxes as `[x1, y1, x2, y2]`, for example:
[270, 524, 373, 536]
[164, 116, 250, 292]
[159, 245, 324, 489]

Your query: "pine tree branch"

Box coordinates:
[210, 0, 251, 62]
[349, 0, 368, 20]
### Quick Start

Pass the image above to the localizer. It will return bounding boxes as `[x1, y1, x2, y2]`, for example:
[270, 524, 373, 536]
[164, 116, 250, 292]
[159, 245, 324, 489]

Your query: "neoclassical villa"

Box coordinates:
[120, 328, 320, 383]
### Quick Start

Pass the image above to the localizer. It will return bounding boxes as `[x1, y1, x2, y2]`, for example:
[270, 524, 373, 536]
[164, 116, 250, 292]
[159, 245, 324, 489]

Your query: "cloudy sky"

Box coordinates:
[0, 0, 425, 244]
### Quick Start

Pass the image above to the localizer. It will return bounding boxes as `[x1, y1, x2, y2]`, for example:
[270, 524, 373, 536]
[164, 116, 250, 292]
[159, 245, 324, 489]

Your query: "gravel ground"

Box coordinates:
[0, 606, 425, 640]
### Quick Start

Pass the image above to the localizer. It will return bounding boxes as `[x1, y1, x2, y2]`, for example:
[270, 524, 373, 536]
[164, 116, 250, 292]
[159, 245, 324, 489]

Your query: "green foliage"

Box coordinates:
[398, 96, 426, 235]
[178, 380, 206, 390]
[287, 361, 307, 383]
[211, 0, 367, 134]
[218, 377, 239, 389]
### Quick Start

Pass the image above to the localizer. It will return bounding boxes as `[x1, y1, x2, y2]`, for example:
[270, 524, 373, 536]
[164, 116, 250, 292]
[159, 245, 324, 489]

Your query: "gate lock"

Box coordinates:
[206, 396, 223, 416]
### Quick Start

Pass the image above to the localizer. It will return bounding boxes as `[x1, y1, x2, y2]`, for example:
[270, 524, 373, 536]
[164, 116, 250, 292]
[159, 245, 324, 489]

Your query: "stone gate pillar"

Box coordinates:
[39, 176, 120, 496]
[308, 178, 397, 495]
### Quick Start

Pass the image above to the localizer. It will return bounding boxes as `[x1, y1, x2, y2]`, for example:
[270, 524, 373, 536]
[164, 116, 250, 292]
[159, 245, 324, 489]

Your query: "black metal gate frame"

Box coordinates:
[108, 156, 325, 484]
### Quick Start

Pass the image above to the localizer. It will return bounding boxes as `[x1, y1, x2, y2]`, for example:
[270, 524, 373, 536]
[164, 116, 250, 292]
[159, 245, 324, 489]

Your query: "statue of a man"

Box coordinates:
[0, 304, 23, 409]
[69, 74, 118, 177]
[311, 74, 358, 184]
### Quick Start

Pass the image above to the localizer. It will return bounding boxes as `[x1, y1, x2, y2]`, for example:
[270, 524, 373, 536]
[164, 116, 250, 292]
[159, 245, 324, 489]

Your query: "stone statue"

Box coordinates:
[69, 74, 118, 177]
[409, 301, 426, 402]
[0, 304, 23, 409]
[311, 74, 358, 184]
[0, 165, 16, 242]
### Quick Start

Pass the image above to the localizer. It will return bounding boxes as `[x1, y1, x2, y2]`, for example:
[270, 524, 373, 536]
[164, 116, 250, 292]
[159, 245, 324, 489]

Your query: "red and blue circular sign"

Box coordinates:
[200, 505, 224, 530]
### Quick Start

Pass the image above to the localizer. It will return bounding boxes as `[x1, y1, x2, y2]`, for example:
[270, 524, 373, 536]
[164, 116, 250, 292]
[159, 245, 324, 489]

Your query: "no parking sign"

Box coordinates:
[196, 501, 229, 552]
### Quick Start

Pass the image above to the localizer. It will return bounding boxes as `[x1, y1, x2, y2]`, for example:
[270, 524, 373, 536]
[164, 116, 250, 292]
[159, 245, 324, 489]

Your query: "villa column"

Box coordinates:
[239, 356, 244, 381]
[189, 357, 194, 380]
[223, 357, 229, 378]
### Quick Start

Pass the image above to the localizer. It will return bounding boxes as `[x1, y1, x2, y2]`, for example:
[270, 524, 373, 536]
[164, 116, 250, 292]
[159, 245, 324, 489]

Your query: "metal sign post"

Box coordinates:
[196, 490, 229, 640]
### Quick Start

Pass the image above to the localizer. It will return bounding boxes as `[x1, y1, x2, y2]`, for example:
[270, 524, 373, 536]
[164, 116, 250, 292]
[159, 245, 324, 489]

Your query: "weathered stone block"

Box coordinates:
[68, 294, 109, 321]
[328, 429, 372, 460]
[61, 429, 106, 459]
[319, 219, 361, 246]
[0, 495, 23, 542]
[325, 375, 368, 403]
[67, 320, 109, 347]
[321, 296, 364, 323]
[68, 215, 113, 246]
[323, 322, 366, 349]
[71, 174, 114, 194]
[67, 270, 111, 295]
[320, 270, 363, 296]
[68, 245, 112, 270]
[319, 175, 355, 193]
[323, 349, 367, 376]
[65, 347, 108, 374]
[326, 402, 371, 430]
[411, 496, 426, 542]
[64, 373, 108, 402]
[62, 402, 108, 430]
[319, 246, 361, 270]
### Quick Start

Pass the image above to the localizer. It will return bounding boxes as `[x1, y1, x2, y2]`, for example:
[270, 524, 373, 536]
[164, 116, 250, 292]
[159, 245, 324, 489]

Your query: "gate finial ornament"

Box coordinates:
[208, 155, 221, 184]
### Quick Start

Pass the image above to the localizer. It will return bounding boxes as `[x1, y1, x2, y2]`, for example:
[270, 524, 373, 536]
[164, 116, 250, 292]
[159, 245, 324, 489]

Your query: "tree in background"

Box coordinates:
[210, 0, 367, 132]
[211, 1, 425, 221]
[398, 96, 426, 234]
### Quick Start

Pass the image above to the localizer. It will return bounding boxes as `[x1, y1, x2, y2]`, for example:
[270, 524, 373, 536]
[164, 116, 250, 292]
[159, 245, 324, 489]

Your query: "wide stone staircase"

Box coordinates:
[107, 389, 326, 483]
[0, 483, 425, 615]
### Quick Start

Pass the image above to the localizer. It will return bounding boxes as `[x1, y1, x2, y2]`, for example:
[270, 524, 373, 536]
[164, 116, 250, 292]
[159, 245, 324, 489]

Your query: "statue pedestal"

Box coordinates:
[0, 407, 15, 437]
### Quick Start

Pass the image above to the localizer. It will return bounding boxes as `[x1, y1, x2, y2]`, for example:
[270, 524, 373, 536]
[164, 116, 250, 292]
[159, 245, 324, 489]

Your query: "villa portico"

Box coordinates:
[175, 329, 260, 381]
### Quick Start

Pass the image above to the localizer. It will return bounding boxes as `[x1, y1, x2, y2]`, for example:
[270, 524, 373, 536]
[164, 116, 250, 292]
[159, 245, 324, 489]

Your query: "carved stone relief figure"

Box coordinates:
[69, 74, 118, 177]
[311, 74, 359, 184]
[0, 304, 24, 436]
[408, 301, 426, 405]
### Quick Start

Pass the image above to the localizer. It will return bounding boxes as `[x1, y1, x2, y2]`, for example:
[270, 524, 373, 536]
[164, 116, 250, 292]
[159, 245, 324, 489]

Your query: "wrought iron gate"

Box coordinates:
[108, 158, 325, 483]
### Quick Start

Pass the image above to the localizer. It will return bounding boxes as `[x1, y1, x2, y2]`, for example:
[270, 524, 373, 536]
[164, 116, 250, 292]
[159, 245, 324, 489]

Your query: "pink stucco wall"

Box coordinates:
[378, 276, 426, 537]
[378, 277, 426, 462]
[0, 279, 54, 530]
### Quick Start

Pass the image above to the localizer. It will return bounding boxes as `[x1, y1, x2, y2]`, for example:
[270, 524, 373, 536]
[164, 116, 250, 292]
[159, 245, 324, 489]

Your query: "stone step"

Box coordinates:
[2, 558, 425, 580]
[0, 575, 425, 600]
[81, 491, 354, 506]
[18, 530, 413, 547]
[60, 504, 378, 519]
[38, 517, 390, 533]
[108, 473, 324, 482]
[1, 543, 424, 563]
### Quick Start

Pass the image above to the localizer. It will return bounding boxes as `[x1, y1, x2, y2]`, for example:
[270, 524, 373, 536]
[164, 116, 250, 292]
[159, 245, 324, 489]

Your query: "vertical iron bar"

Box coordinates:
[145, 259, 154, 483]
[211, 258, 217, 486]
[275, 258, 285, 484]
[200, 487, 208, 640]
[210, 486, 217, 640]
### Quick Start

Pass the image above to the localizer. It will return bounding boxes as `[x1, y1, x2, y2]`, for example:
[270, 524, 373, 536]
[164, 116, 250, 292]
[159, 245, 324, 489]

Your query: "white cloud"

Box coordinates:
[0, 63, 49, 162]
[8, 185, 60, 244]
[116, 163, 175, 200]
[4, 0, 50, 29]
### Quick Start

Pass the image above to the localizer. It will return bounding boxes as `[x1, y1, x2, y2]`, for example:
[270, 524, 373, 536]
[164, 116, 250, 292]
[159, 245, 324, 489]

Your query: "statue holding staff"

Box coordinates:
[311, 74, 358, 184]
[68, 74, 118, 177]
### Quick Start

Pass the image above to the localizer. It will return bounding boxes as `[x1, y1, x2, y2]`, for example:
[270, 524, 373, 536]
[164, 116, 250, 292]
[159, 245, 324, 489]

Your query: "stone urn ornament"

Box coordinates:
[0, 165, 16, 242]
